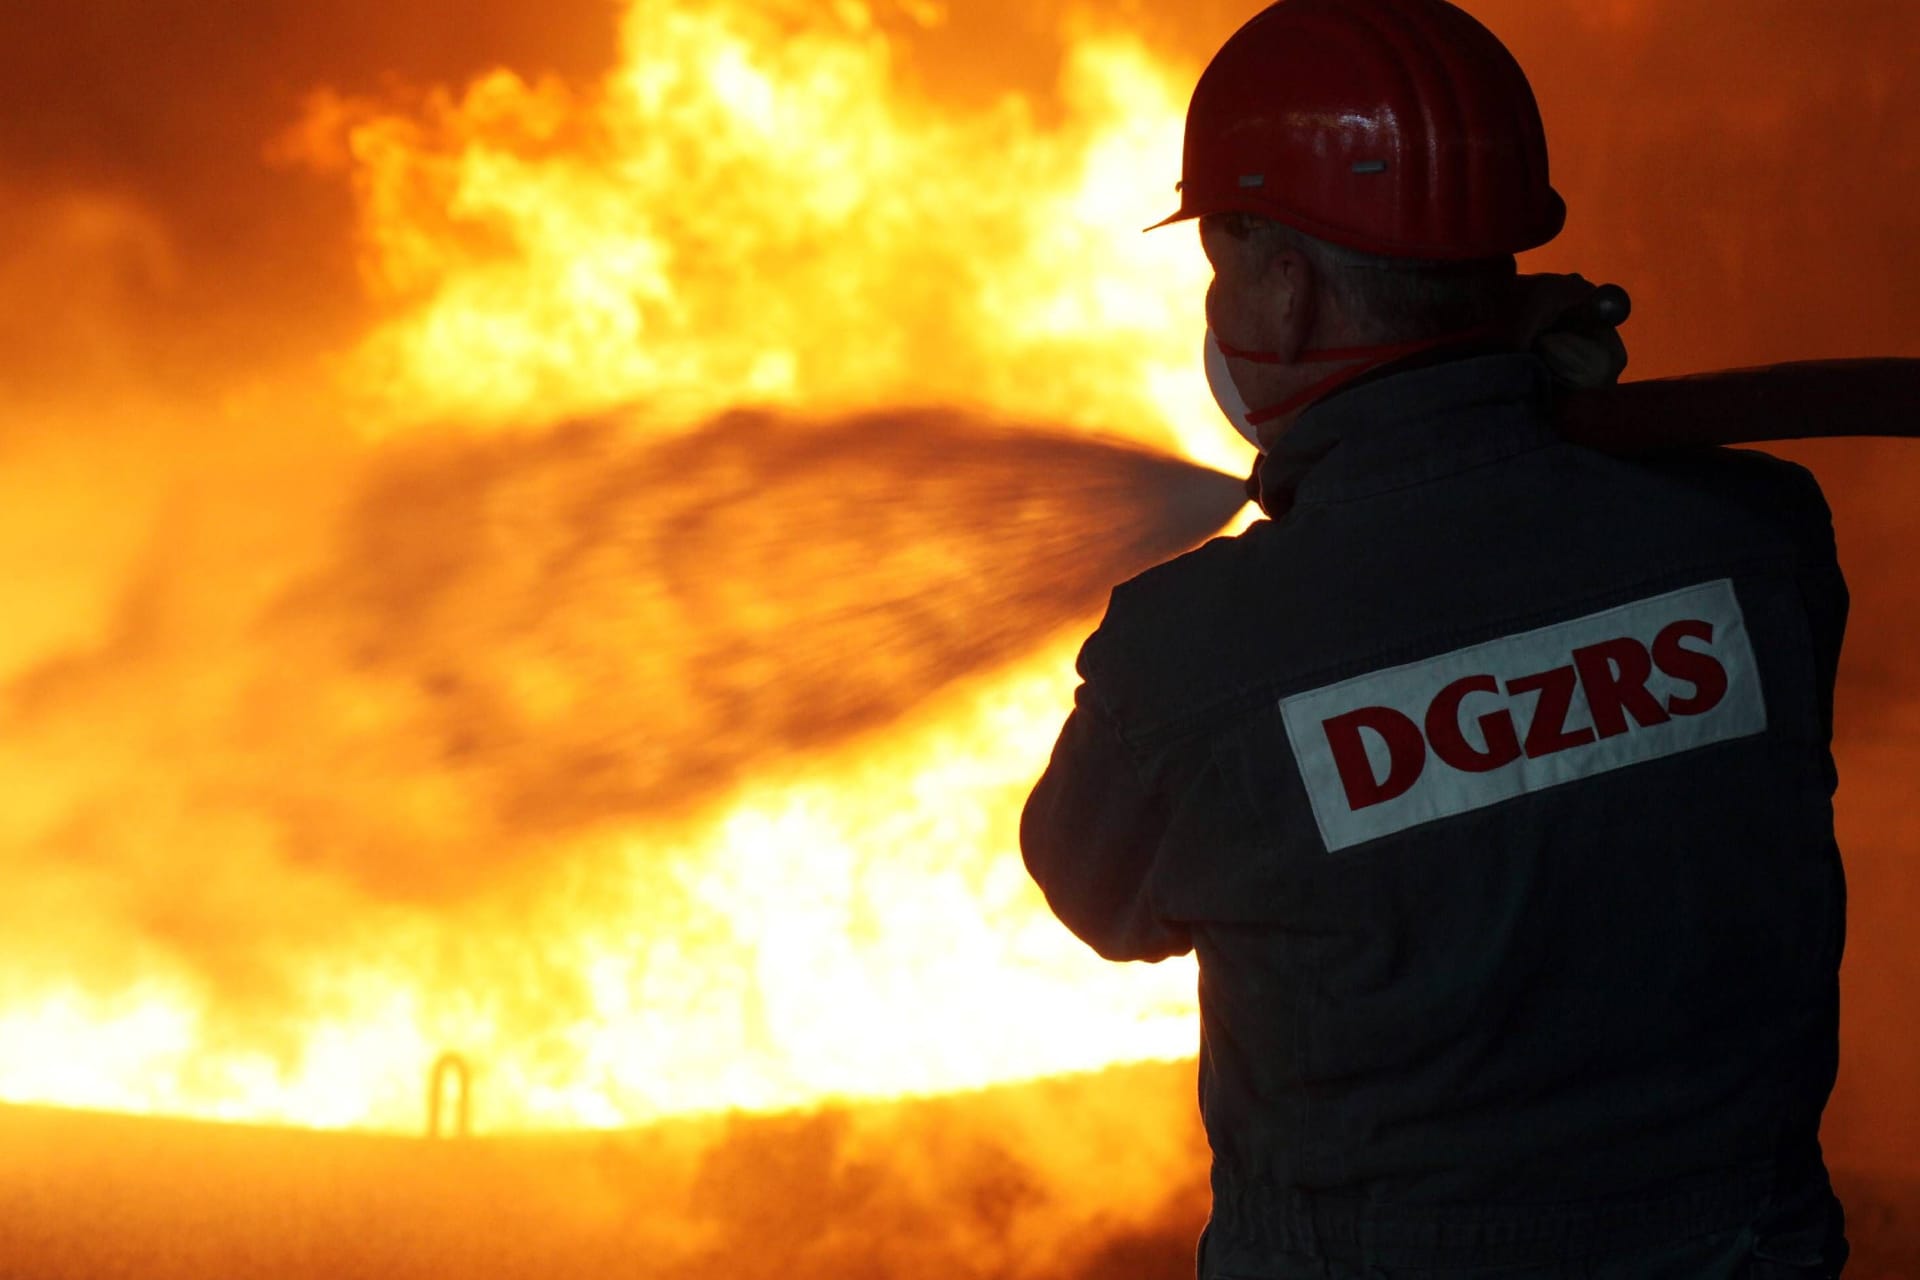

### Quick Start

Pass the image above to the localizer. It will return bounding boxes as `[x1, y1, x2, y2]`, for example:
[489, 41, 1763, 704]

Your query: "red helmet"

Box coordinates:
[1150, 0, 1565, 261]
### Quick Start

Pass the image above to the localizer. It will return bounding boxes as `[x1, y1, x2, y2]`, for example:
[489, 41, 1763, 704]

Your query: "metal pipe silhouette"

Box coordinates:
[427, 1052, 472, 1139]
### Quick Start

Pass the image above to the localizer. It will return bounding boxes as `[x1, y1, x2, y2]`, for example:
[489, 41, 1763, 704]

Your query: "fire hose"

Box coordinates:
[1246, 283, 1920, 509]
[1553, 283, 1920, 455]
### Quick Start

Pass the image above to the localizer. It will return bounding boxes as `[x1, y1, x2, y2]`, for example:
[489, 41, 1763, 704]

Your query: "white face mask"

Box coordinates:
[1206, 324, 1496, 457]
[1205, 327, 1264, 452]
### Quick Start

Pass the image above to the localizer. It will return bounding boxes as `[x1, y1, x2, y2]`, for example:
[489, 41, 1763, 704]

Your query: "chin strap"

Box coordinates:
[1219, 324, 1502, 425]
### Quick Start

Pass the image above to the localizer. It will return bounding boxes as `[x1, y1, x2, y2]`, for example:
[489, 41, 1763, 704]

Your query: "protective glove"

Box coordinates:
[1507, 272, 1631, 389]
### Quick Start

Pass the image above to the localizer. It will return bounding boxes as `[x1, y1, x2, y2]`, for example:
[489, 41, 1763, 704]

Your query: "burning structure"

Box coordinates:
[0, 0, 1915, 1273]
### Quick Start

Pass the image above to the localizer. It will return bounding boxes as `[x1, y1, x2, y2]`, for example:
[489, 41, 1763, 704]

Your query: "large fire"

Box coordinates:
[278, 0, 1238, 467]
[0, 0, 1248, 1132]
[0, 0, 1916, 1214]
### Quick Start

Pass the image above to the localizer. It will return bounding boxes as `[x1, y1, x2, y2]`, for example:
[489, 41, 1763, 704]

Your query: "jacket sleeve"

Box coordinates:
[1019, 679, 1194, 964]
[1783, 464, 1849, 760]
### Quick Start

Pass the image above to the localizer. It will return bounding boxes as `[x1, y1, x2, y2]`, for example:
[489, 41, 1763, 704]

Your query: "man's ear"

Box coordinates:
[1265, 248, 1316, 361]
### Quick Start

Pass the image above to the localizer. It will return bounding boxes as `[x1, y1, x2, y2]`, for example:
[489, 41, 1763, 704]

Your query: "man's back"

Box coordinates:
[1021, 351, 1850, 1274]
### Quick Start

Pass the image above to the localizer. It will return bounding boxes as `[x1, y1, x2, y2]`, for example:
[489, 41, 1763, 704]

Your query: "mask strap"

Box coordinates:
[1219, 325, 1501, 426]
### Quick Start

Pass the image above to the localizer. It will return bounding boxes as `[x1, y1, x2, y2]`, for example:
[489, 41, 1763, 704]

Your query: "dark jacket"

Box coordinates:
[1021, 351, 1850, 1276]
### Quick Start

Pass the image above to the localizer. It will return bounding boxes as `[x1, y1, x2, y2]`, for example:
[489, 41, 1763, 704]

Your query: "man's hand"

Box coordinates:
[1506, 273, 1631, 389]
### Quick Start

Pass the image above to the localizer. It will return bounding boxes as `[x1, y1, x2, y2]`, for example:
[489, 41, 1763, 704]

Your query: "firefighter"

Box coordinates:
[1019, 1, 1852, 1276]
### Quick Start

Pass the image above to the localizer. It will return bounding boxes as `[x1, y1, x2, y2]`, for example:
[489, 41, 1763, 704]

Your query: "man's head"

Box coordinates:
[1201, 210, 1519, 351]
[1157, 0, 1563, 448]
[1155, 0, 1562, 259]
[1199, 208, 1521, 450]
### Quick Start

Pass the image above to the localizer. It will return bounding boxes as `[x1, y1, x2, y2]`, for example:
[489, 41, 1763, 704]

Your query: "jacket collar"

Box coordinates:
[1257, 348, 1559, 517]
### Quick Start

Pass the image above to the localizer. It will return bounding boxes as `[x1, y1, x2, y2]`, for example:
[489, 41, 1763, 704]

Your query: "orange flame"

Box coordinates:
[12, 0, 1914, 1168]
[0, 0, 1246, 1131]
[274, 0, 1237, 469]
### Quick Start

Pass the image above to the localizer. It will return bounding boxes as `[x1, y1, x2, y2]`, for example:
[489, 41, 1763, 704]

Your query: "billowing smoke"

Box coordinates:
[0, 0, 616, 398]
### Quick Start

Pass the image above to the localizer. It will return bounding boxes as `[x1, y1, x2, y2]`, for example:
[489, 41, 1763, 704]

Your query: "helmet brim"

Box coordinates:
[1142, 206, 1199, 233]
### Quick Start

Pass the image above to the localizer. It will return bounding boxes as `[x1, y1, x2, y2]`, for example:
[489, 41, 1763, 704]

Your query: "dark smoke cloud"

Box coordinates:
[0, 1, 613, 167]
[0, 0, 620, 395]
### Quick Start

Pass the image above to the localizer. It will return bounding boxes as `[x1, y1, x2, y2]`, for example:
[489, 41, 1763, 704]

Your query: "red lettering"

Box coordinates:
[1652, 619, 1729, 715]
[1322, 706, 1426, 811]
[1425, 675, 1522, 773]
[1504, 665, 1595, 758]
[1571, 636, 1671, 738]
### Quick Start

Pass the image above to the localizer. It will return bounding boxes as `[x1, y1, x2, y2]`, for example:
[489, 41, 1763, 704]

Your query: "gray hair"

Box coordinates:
[1214, 212, 1517, 345]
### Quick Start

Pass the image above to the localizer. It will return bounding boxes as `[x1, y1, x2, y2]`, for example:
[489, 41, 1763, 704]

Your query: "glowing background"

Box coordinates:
[0, 0, 1912, 1179]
